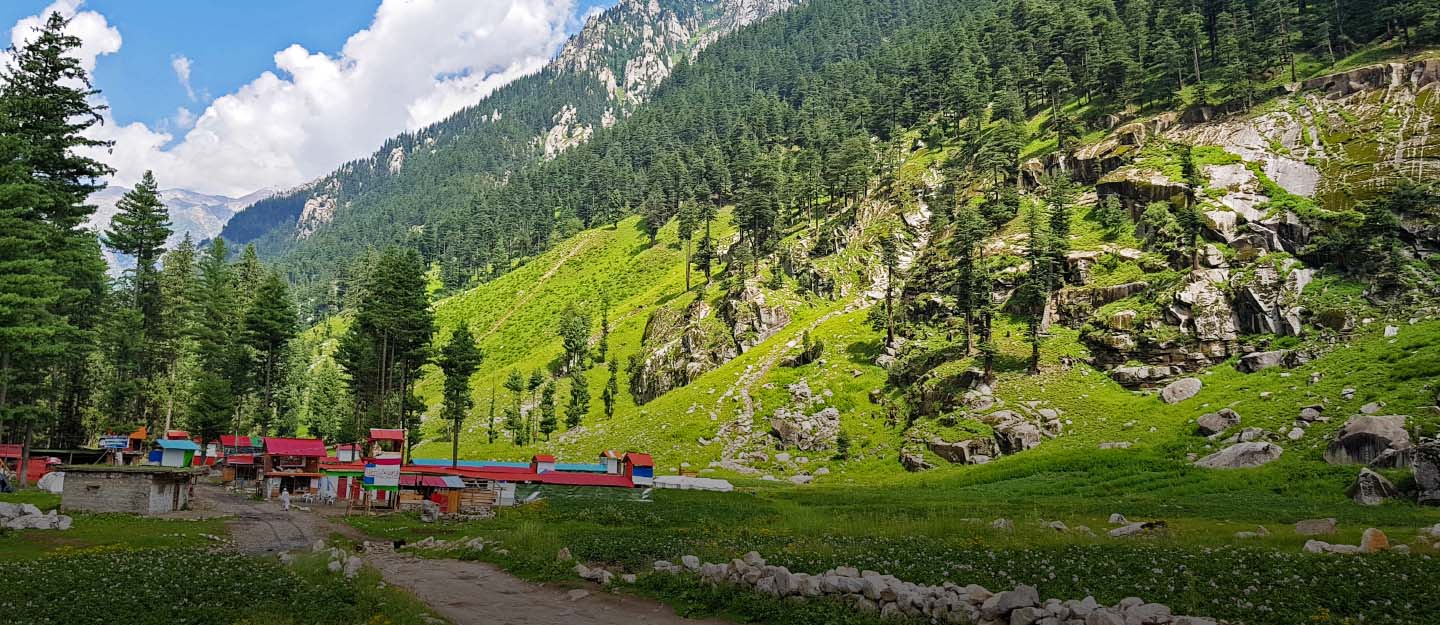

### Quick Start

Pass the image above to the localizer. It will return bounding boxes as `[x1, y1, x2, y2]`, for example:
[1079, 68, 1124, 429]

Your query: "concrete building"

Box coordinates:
[59, 465, 201, 515]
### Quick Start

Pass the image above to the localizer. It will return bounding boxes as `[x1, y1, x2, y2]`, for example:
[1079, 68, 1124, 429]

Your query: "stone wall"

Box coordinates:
[61, 470, 193, 515]
[645, 551, 1219, 625]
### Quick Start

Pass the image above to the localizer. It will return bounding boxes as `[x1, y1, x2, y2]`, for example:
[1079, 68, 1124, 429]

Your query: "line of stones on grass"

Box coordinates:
[624, 551, 1222, 625]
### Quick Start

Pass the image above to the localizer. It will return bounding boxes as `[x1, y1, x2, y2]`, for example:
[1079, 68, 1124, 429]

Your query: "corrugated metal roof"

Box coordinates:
[538, 472, 634, 488]
[264, 437, 327, 457]
[226, 454, 255, 465]
[220, 435, 258, 447]
[531, 454, 556, 462]
[623, 452, 653, 466]
[157, 439, 200, 451]
[368, 428, 405, 441]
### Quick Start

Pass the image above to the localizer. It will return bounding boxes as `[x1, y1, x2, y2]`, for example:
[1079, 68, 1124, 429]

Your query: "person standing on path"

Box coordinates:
[280, 488, 291, 511]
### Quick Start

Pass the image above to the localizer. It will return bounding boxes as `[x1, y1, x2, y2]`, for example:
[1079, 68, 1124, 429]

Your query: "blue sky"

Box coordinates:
[2, 0, 617, 196]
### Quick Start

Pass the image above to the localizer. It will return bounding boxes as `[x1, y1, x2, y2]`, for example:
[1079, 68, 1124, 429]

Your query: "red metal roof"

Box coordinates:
[0, 444, 20, 459]
[531, 454, 556, 463]
[427, 465, 534, 482]
[368, 429, 405, 441]
[599, 449, 620, 459]
[226, 454, 255, 465]
[220, 435, 258, 447]
[623, 452, 653, 466]
[164, 430, 190, 440]
[538, 472, 634, 488]
[400, 475, 466, 488]
[264, 437, 328, 457]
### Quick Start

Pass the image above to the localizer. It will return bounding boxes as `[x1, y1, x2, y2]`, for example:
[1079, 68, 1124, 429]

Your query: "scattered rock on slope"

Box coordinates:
[1196, 409, 1241, 436]
[1347, 468, 1399, 506]
[1194, 442, 1283, 469]
[1161, 378, 1203, 404]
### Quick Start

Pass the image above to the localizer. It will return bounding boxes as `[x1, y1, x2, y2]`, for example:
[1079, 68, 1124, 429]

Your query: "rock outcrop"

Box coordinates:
[723, 284, 791, 353]
[1324, 415, 1411, 465]
[628, 299, 738, 404]
[1194, 442, 1283, 469]
[1161, 378, 1203, 404]
[1196, 409, 1241, 436]
[630, 282, 791, 405]
[1415, 438, 1440, 505]
[0, 504, 72, 531]
[769, 380, 841, 452]
[1347, 468, 1399, 506]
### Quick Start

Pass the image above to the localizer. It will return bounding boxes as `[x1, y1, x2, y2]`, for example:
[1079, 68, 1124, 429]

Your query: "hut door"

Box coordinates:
[171, 482, 181, 511]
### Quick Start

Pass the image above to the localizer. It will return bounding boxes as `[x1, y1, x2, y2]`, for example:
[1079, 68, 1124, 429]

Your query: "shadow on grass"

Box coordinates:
[844, 339, 884, 365]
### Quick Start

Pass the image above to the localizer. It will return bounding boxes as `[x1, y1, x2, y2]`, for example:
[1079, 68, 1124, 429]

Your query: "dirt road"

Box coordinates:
[196, 484, 725, 625]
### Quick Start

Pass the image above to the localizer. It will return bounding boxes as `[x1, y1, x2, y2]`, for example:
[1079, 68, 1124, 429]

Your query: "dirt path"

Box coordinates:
[367, 552, 731, 625]
[196, 484, 724, 625]
[479, 232, 598, 341]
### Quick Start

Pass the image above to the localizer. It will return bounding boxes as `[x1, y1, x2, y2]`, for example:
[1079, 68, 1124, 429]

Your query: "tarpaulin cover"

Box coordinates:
[156, 439, 200, 451]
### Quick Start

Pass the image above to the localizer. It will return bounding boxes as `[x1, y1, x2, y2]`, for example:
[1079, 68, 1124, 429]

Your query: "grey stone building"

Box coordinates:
[59, 465, 202, 515]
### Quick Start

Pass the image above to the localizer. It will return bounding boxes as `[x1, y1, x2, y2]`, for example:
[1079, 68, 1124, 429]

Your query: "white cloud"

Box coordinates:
[173, 106, 195, 129]
[170, 54, 194, 101]
[7, 0, 580, 198]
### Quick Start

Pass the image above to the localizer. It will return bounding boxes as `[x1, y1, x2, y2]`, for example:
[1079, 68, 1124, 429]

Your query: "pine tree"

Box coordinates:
[244, 271, 297, 433]
[557, 303, 590, 372]
[300, 358, 350, 443]
[102, 171, 172, 431]
[1, 11, 113, 474]
[694, 202, 717, 282]
[504, 369, 526, 445]
[0, 134, 64, 461]
[602, 357, 619, 420]
[527, 369, 544, 440]
[193, 239, 246, 442]
[677, 200, 698, 290]
[438, 323, 482, 466]
[1021, 199, 1051, 375]
[565, 368, 589, 429]
[157, 235, 200, 431]
[949, 202, 989, 352]
[1094, 195, 1130, 238]
[876, 223, 902, 346]
[538, 382, 557, 440]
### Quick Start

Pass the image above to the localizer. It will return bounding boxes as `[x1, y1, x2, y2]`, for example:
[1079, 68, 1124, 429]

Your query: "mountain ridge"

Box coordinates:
[219, 0, 794, 307]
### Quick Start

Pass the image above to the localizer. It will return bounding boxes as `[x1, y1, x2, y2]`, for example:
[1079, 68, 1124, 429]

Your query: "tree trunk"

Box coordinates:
[684, 237, 691, 291]
[1192, 44, 1202, 85]
[452, 415, 460, 468]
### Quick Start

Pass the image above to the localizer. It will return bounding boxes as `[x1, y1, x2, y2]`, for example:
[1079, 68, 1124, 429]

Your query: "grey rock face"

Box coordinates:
[1194, 442, 1283, 469]
[1237, 350, 1288, 373]
[1415, 438, 1440, 505]
[1196, 408, 1241, 436]
[1346, 468, 1399, 505]
[1161, 378, 1203, 404]
[1324, 415, 1410, 465]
